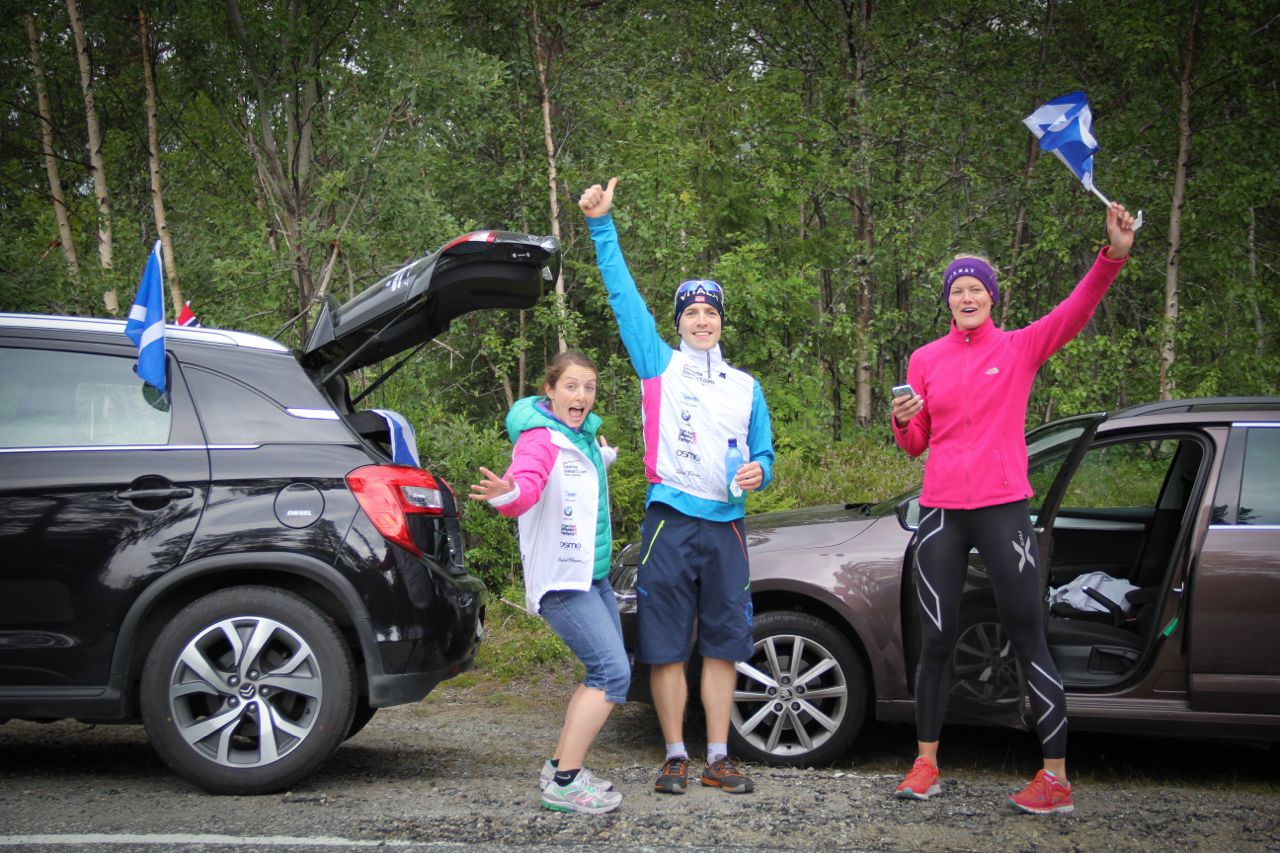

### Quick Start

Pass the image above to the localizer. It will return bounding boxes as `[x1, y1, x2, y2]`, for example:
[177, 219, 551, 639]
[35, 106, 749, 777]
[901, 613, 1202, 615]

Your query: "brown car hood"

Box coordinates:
[744, 504, 884, 554]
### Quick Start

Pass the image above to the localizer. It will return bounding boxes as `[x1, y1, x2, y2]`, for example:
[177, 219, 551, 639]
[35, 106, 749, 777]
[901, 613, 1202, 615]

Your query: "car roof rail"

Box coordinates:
[0, 313, 289, 353]
[1113, 396, 1280, 418]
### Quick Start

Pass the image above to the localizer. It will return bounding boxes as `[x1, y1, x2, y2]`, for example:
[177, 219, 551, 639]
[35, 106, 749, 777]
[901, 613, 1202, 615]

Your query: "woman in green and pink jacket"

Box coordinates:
[469, 351, 627, 816]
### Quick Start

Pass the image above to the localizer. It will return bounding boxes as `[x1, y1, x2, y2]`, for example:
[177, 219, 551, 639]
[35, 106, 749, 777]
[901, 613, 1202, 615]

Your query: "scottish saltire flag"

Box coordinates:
[177, 301, 201, 327]
[124, 240, 168, 394]
[1023, 91, 1098, 190]
[372, 409, 421, 466]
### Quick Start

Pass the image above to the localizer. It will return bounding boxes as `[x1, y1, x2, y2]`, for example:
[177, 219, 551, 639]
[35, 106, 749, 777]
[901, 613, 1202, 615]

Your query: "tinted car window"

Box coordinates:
[184, 366, 346, 444]
[1059, 439, 1176, 510]
[1237, 426, 1280, 525]
[1025, 422, 1090, 516]
[0, 348, 170, 447]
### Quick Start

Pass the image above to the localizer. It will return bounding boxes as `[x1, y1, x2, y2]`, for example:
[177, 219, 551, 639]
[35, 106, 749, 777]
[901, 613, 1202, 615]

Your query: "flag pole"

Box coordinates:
[1088, 182, 1143, 231]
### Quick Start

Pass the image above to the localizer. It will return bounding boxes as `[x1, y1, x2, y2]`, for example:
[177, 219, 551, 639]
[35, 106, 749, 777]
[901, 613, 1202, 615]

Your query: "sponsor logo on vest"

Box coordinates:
[675, 448, 701, 462]
[559, 541, 583, 550]
[563, 506, 573, 517]
[678, 427, 697, 445]
[560, 523, 577, 536]
[680, 364, 716, 385]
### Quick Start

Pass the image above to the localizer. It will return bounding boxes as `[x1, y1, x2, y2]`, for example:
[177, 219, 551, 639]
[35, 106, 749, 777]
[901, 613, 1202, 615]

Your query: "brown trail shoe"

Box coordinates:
[654, 756, 689, 794]
[700, 755, 755, 794]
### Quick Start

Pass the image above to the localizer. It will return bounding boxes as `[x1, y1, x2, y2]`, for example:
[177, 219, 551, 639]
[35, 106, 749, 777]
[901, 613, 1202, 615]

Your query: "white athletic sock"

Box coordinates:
[665, 742, 687, 761]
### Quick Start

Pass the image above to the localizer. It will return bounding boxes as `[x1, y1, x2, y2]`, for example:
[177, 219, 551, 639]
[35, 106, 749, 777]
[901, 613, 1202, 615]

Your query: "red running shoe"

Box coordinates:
[895, 756, 941, 800]
[1008, 769, 1075, 814]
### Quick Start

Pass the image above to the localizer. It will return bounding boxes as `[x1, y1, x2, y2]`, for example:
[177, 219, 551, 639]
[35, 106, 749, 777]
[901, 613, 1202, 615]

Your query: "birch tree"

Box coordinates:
[1159, 0, 1202, 401]
[530, 0, 567, 353]
[139, 6, 183, 313]
[26, 12, 80, 287]
[66, 0, 114, 311]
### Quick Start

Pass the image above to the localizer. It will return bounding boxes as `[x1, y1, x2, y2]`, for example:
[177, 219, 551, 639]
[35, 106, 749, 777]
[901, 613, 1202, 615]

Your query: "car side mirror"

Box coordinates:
[896, 496, 921, 531]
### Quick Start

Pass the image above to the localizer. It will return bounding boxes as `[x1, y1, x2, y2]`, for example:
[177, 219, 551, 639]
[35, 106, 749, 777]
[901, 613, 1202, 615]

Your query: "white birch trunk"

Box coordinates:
[26, 13, 80, 287]
[140, 8, 183, 313]
[66, 0, 114, 311]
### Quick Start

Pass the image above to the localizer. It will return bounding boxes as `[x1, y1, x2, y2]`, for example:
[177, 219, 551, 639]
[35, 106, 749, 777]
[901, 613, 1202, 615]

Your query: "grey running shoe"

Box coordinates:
[540, 773, 623, 815]
[700, 755, 755, 793]
[539, 760, 613, 792]
[654, 756, 690, 794]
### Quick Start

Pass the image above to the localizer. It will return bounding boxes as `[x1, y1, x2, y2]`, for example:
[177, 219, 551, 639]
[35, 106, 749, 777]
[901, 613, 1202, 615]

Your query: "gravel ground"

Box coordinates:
[1, 672, 1278, 852]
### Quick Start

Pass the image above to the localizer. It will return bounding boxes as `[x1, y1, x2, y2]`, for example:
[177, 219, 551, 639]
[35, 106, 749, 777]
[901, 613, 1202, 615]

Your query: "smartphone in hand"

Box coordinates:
[891, 383, 915, 400]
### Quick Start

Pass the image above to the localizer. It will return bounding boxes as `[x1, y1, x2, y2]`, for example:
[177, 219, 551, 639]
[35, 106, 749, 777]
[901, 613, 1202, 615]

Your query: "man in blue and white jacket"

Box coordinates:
[579, 177, 775, 795]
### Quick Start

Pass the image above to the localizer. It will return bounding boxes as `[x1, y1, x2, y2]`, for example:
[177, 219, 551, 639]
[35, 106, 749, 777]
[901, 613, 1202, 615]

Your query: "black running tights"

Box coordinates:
[911, 500, 1067, 759]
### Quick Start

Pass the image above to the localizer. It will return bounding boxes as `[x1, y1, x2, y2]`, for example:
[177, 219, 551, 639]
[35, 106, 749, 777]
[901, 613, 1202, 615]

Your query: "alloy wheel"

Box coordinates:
[732, 632, 849, 759]
[166, 615, 324, 768]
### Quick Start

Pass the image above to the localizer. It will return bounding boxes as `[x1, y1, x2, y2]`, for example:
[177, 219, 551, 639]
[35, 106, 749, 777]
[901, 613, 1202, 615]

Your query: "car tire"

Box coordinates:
[140, 585, 356, 795]
[728, 610, 868, 767]
[345, 695, 377, 740]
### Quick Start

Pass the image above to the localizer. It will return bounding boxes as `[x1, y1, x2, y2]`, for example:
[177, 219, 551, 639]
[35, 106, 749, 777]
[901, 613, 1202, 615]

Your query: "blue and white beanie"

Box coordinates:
[673, 279, 725, 329]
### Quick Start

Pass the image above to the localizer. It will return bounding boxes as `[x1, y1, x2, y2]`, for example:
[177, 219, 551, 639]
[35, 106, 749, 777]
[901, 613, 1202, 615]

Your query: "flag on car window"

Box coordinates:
[177, 301, 201, 328]
[124, 240, 168, 395]
[1023, 91, 1099, 190]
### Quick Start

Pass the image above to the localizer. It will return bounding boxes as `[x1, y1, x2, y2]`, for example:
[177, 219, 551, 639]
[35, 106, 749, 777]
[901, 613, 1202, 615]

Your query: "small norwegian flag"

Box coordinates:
[176, 301, 201, 328]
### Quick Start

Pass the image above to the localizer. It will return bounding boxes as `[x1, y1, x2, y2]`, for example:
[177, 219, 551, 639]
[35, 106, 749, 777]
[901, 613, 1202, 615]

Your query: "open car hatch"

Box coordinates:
[301, 230, 560, 377]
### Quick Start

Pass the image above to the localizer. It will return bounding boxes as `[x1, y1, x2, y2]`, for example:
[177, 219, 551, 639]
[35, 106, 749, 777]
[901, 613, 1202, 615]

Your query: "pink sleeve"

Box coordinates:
[1014, 248, 1127, 367]
[892, 356, 931, 457]
[494, 429, 558, 518]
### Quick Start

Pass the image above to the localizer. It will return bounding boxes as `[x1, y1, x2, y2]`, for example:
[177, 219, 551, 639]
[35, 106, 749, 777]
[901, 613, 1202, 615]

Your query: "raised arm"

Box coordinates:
[579, 178, 673, 380]
[1015, 202, 1137, 367]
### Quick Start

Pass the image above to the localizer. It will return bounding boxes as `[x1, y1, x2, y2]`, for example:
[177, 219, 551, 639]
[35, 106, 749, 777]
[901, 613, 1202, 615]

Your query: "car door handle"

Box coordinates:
[116, 486, 195, 501]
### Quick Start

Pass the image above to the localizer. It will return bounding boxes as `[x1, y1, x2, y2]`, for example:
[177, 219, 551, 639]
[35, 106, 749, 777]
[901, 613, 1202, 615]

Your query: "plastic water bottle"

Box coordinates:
[725, 438, 747, 505]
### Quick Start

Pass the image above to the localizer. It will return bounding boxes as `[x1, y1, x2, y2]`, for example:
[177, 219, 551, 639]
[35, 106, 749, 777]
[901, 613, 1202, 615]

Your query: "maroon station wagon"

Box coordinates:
[610, 397, 1280, 766]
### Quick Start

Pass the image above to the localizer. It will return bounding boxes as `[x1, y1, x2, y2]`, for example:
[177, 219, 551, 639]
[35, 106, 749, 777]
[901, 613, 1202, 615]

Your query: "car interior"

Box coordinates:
[1041, 433, 1208, 687]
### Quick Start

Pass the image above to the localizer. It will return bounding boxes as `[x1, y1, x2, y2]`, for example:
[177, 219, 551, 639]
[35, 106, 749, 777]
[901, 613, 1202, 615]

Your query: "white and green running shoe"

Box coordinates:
[538, 760, 613, 792]
[540, 773, 623, 815]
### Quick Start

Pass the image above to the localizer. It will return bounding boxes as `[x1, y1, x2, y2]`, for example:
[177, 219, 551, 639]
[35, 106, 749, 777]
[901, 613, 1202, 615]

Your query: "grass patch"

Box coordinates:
[431, 593, 581, 706]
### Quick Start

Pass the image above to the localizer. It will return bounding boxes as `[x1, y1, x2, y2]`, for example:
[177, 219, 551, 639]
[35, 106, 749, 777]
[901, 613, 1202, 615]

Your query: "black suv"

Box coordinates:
[0, 230, 559, 794]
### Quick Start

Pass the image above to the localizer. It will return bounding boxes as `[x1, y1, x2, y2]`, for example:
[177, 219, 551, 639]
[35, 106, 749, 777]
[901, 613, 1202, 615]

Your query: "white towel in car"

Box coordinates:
[1049, 571, 1140, 613]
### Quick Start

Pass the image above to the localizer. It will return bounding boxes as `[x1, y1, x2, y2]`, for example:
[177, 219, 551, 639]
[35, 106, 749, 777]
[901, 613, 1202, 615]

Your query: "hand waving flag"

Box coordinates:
[1024, 91, 1142, 229]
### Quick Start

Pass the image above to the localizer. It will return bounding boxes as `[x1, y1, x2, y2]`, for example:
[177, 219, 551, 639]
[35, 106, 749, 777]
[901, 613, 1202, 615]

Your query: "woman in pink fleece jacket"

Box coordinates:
[890, 203, 1137, 815]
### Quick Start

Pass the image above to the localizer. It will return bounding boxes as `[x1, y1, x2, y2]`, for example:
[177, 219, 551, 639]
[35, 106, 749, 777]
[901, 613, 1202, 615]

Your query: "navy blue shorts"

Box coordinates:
[635, 501, 754, 664]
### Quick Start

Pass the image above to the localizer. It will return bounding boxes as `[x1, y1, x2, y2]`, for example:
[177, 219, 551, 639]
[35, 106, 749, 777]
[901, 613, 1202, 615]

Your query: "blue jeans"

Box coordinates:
[539, 578, 631, 704]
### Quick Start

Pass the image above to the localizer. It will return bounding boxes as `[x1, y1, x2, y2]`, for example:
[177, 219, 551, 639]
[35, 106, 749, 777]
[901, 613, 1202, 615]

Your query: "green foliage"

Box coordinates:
[461, 598, 576, 687]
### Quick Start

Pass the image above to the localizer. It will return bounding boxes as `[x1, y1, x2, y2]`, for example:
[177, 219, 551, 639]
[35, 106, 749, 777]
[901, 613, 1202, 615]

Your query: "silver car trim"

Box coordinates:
[286, 408, 341, 420]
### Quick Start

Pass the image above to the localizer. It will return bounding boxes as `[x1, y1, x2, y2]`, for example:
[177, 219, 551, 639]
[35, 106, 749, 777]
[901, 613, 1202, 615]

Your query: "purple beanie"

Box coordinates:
[942, 257, 999, 304]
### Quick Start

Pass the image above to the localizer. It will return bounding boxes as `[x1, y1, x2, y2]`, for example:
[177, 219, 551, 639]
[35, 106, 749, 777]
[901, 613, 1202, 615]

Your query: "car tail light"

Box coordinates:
[442, 231, 499, 254]
[346, 465, 448, 557]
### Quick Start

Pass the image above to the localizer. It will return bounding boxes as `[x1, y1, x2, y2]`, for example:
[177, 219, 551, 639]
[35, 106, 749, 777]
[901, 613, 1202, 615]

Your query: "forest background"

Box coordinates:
[3, 0, 1278, 605]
